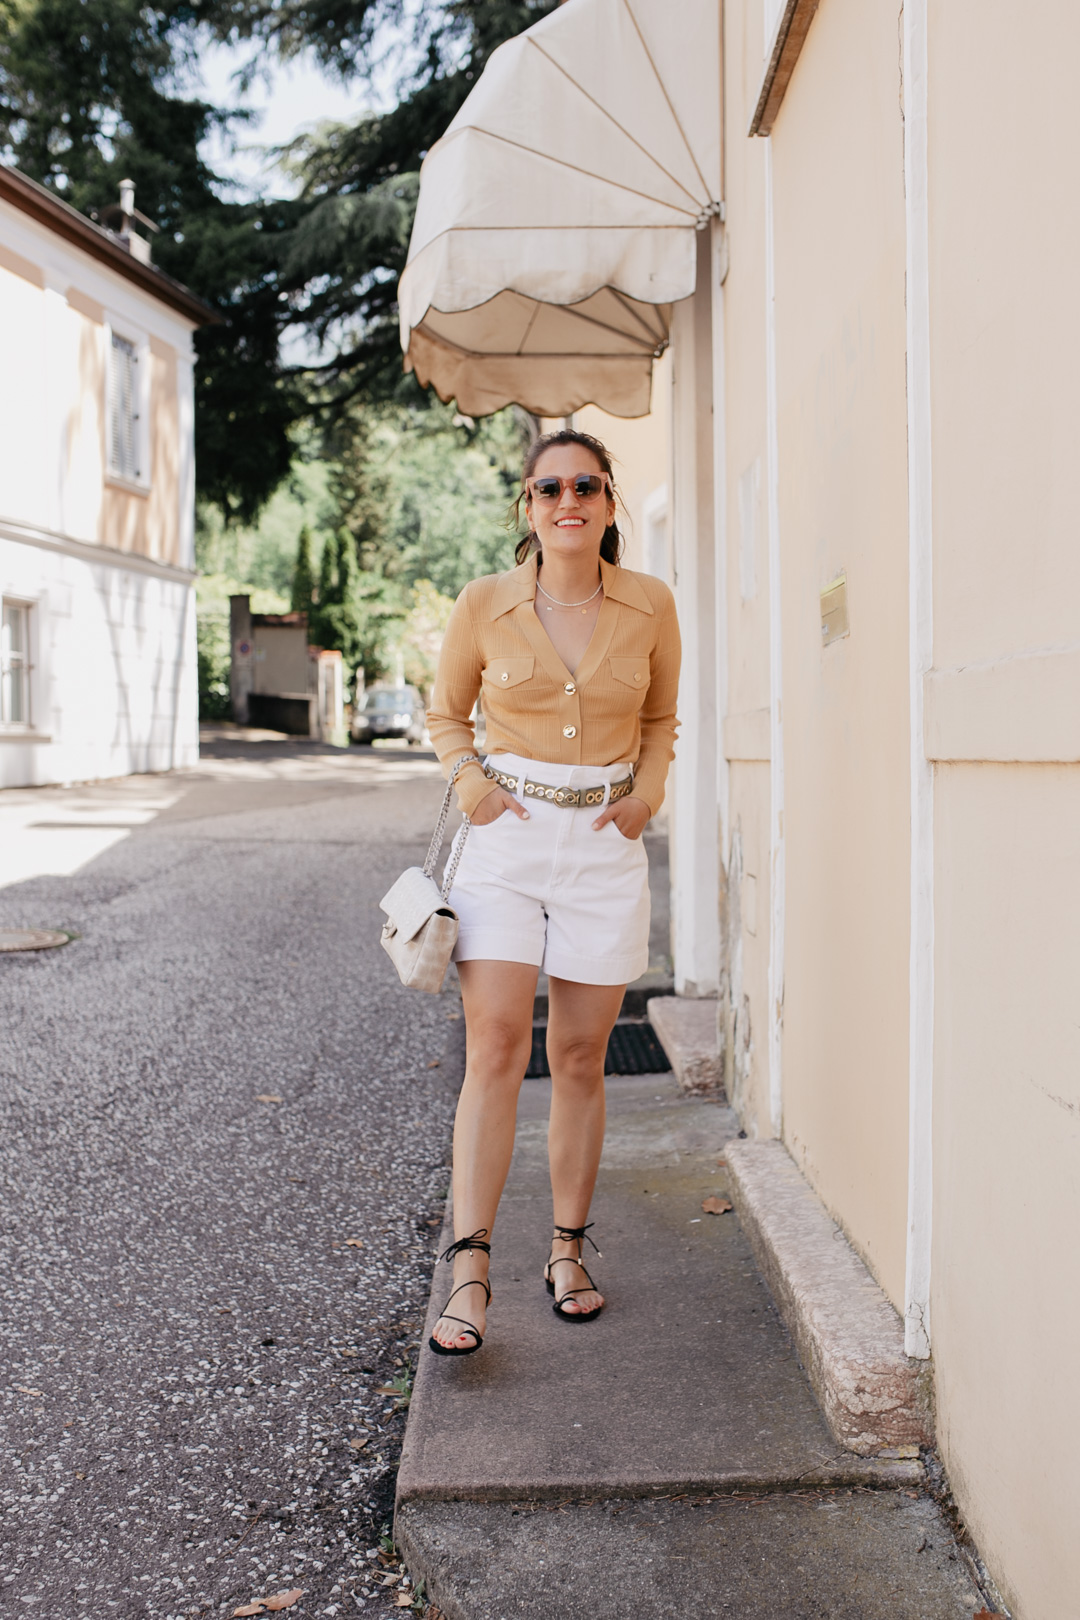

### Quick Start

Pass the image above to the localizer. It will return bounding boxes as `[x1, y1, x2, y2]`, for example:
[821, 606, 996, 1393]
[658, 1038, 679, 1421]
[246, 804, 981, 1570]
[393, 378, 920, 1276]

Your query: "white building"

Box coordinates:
[0, 164, 214, 788]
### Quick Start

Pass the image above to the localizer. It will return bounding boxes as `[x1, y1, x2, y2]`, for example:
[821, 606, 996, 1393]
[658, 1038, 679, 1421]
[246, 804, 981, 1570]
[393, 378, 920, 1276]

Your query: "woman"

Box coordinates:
[425, 428, 680, 1355]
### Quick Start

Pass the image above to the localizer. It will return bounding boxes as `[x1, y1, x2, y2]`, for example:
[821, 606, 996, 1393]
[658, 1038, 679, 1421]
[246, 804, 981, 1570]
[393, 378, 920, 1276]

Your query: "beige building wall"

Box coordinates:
[924, 2, 1080, 1613]
[768, 0, 913, 1306]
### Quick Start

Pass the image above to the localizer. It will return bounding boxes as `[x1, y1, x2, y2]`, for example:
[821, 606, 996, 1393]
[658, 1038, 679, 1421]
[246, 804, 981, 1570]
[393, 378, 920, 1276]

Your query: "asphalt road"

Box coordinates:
[0, 738, 462, 1619]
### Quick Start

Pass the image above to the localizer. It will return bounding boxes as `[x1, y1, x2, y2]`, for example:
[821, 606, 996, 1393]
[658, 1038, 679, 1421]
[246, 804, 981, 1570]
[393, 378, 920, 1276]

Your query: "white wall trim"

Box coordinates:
[712, 217, 731, 868]
[0, 515, 196, 585]
[903, 0, 935, 1362]
[764, 137, 785, 1137]
[669, 231, 721, 998]
[640, 481, 670, 581]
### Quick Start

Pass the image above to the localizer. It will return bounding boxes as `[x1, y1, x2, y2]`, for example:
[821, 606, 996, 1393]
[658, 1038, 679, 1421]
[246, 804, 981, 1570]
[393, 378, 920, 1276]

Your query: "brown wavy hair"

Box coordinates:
[511, 428, 624, 567]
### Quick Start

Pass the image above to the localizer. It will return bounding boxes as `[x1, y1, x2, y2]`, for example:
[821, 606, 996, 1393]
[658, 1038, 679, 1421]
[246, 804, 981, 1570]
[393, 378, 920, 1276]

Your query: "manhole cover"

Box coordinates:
[0, 929, 70, 953]
[526, 1021, 671, 1079]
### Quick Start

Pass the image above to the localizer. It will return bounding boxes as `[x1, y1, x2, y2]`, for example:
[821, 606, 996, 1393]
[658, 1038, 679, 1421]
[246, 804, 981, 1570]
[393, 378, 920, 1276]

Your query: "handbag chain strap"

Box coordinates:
[423, 754, 482, 901]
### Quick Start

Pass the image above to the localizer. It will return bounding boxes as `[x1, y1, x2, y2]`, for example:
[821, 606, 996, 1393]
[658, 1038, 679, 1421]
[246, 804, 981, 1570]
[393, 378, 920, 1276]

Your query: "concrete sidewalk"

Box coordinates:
[396, 1076, 988, 1617]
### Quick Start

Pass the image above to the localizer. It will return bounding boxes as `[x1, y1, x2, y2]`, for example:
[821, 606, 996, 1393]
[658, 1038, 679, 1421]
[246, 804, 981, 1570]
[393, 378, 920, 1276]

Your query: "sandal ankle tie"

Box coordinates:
[552, 1222, 602, 1258]
[439, 1228, 491, 1264]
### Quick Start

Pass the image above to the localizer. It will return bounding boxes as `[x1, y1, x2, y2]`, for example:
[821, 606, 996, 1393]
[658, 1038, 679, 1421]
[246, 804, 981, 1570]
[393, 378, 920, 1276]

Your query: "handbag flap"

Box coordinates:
[379, 865, 456, 943]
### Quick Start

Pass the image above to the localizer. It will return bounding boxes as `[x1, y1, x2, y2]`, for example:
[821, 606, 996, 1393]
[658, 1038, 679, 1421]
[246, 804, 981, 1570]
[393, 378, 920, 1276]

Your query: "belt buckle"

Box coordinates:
[554, 786, 577, 808]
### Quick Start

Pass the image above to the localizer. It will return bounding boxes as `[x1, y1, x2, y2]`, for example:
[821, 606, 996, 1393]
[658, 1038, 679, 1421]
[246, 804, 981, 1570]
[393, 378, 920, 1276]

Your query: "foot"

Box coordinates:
[545, 1232, 604, 1317]
[430, 1251, 490, 1351]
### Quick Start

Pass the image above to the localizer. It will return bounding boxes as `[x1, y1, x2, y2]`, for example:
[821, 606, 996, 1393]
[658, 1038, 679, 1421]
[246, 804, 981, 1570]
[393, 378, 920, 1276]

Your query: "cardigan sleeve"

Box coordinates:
[425, 586, 498, 817]
[631, 585, 681, 817]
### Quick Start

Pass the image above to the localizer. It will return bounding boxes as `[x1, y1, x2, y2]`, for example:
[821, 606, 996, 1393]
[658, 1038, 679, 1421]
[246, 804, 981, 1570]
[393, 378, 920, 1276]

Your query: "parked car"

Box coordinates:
[351, 685, 426, 746]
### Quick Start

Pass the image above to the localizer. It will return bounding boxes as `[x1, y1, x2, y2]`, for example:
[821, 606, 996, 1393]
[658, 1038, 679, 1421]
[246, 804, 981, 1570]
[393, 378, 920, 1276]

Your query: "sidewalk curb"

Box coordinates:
[397, 1452, 924, 1507]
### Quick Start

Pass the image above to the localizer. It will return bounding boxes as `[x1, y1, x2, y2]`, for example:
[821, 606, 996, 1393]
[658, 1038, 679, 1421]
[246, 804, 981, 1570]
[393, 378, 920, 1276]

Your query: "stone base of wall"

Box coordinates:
[646, 995, 723, 1094]
[724, 1139, 934, 1456]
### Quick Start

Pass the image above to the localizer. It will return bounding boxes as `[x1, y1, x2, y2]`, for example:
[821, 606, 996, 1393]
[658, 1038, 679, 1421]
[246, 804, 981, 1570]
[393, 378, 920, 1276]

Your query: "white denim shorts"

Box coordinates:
[445, 753, 650, 986]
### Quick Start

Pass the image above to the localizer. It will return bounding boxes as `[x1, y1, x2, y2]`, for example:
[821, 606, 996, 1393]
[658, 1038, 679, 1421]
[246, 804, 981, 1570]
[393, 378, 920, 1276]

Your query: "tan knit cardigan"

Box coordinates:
[426, 553, 681, 818]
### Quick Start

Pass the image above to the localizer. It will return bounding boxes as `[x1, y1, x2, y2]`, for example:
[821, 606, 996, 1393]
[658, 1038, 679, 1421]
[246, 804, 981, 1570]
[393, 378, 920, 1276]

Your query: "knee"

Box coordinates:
[547, 1032, 607, 1083]
[466, 1016, 532, 1083]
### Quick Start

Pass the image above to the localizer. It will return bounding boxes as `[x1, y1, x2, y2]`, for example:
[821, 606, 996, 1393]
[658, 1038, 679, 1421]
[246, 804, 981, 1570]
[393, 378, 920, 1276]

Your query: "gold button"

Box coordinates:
[634, 672, 642, 682]
[563, 725, 577, 739]
[564, 682, 576, 695]
[500, 671, 509, 681]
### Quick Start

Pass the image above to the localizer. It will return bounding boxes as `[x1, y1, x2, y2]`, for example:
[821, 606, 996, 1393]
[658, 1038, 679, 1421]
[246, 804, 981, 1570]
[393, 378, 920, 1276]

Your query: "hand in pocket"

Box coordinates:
[471, 786, 530, 826]
[592, 795, 650, 840]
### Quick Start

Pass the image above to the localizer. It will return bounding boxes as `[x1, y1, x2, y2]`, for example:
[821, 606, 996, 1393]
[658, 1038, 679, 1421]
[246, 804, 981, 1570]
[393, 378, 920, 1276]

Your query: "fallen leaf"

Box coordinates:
[974, 1613, 1003, 1619]
[15, 1386, 44, 1397]
[256, 1094, 282, 1105]
[427, 1060, 440, 1069]
[339, 1348, 358, 1357]
[349, 1435, 370, 1450]
[701, 1196, 733, 1215]
[263, 1594, 305, 1613]
[376, 1385, 400, 1397]
[344, 1238, 364, 1248]
[394, 1594, 414, 1607]
[233, 1606, 265, 1617]
[716, 1157, 727, 1166]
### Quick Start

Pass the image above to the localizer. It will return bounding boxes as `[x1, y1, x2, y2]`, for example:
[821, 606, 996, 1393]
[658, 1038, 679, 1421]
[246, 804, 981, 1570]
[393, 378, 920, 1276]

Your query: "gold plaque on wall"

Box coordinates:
[820, 575, 849, 646]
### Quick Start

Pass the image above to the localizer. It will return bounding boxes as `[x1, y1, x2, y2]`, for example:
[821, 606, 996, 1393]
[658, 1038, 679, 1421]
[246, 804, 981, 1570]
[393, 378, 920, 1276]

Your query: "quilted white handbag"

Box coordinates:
[379, 755, 477, 993]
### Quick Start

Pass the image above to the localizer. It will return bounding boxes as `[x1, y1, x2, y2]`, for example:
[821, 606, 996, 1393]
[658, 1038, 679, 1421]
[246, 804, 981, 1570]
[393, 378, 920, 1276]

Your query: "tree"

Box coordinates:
[329, 400, 526, 598]
[309, 528, 395, 683]
[291, 525, 316, 614]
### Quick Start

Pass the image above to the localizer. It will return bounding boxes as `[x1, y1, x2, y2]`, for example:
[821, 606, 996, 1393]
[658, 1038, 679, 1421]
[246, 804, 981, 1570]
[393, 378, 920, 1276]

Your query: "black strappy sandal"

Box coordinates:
[544, 1223, 604, 1324]
[428, 1229, 492, 1357]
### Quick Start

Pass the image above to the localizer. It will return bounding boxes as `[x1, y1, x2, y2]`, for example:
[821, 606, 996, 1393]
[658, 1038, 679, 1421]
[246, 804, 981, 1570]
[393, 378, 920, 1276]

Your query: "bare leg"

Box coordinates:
[430, 958, 539, 1351]
[544, 977, 625, 1315]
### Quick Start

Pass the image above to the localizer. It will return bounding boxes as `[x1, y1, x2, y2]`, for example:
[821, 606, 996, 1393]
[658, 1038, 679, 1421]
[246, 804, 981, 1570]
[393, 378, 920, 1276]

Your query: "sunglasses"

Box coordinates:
[526, 474, 612, 503]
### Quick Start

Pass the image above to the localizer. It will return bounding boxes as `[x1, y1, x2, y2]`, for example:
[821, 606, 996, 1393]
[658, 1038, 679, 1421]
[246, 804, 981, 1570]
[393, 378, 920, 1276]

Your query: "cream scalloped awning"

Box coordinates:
[398, 0, 721, 419]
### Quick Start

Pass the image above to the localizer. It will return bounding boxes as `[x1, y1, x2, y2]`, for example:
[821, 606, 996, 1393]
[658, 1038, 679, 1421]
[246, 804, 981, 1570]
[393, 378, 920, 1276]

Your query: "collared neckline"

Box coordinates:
[487, 553, 654, 620]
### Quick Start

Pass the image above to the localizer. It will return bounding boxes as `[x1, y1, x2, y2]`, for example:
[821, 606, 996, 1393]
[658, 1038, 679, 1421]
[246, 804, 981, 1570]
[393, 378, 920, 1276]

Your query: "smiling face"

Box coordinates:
[526, 443, 616, 565]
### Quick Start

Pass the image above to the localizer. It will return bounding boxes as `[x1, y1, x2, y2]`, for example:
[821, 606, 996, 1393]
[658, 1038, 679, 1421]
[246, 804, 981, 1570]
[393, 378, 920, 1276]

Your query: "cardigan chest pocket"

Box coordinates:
[609, 655, 649, 707]
[482, 655, 535, 692]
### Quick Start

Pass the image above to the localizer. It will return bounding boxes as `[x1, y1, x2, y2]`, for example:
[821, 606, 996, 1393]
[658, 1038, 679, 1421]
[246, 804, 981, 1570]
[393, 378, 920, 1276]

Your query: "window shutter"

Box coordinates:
[109, 333, 140, 481]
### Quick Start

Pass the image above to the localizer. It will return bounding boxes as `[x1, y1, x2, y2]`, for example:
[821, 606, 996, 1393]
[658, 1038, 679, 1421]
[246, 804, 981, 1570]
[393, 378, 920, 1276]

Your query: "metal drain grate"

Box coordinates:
[526, 1021, 671, 1079]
